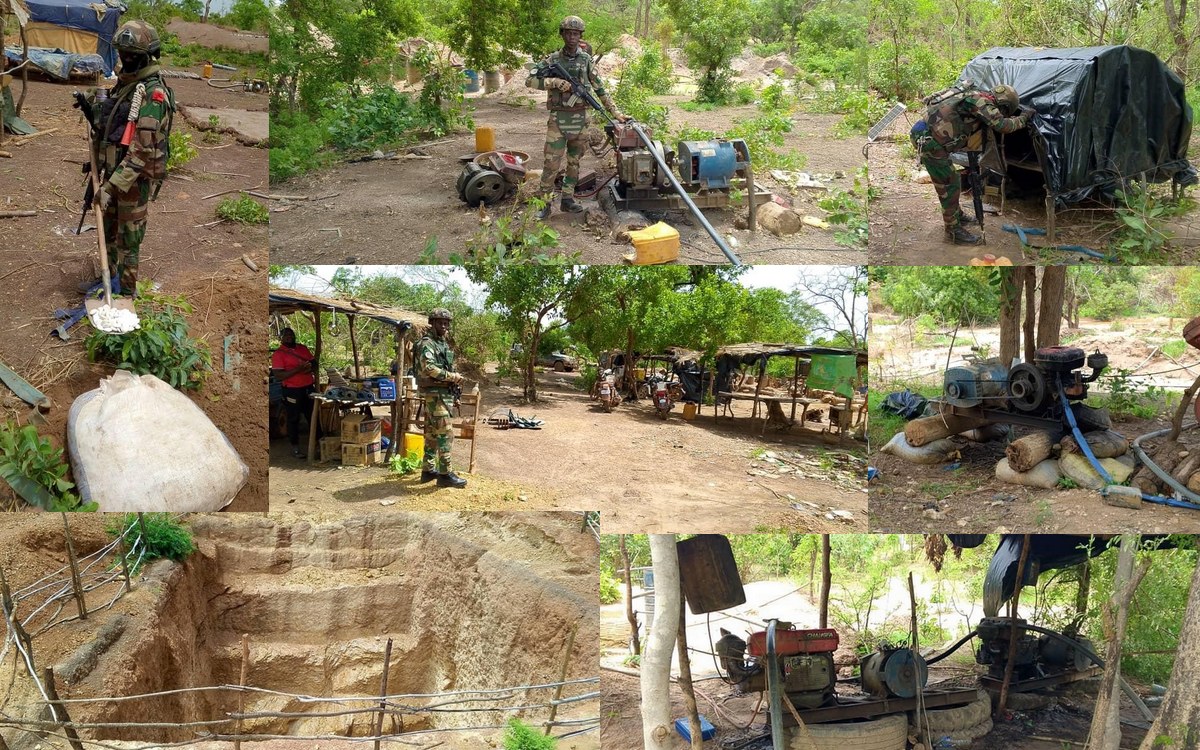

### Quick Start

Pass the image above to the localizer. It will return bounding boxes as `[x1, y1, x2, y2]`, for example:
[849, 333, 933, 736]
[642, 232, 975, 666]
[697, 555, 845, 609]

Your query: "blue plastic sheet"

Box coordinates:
[4, 46, 107, 80]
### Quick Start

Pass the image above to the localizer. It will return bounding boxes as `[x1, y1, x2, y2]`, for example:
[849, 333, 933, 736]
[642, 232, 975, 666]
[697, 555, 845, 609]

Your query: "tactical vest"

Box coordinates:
[545, 49, 593, 112]
[97, 72, 176, 185]
[415, 336, 455, 389]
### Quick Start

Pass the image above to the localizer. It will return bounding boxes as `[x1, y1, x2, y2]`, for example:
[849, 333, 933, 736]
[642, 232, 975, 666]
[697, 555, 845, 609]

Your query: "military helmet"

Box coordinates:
[560, 15, 585, 32]
[991, 84, 1020, 115]
[428, 308, 453, 322]
[113, 20, 162, 57]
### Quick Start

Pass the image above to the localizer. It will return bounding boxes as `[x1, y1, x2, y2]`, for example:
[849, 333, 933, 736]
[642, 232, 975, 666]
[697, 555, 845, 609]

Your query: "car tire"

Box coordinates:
[915, 690, 991, 734]
[554, 361, 565, 372]
[787, 713, 907, 750]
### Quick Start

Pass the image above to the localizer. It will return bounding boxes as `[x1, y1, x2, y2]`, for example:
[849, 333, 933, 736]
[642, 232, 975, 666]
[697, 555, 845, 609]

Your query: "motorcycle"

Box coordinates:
[597, 369, 620, 413]
[653, 380, 674, 419]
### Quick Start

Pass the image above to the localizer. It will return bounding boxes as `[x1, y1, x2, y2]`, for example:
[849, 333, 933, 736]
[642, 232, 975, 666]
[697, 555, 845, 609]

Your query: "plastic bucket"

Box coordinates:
[402, 432, 425, 457]
[463, 69, 480, 93]
[683, 402, 697, 420]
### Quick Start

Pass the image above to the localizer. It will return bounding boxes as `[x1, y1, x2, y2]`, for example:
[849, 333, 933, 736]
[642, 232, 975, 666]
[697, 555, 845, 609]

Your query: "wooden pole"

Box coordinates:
[996, 534, 1031, 718]
[676, 604, 703, 748]
[746, 165, 756, 232]
[790, 356, 800, 424]
[544, 623, 579, 735]
[349, 315, 361, 380]
[117, 527, 132, 593]
[388, 326, 402, 460]
[235, 634, 249, 750]
[468, 389, 479, 473]
[311, 310, 323, 382]
[621, 535, 641, 655]
[819, 535, 831, 629]
[137, 512, 149, 542]
[373, 638, 394, 750]
[752, 357, 766, 427]
[908, 571, 919, 651]
[42, 668, 86, 750]
[1022, 267, 1036, 364]
[61, 514, 87, 620]
[307, 394, 320, 464]
[16, 23, 28, 116]
[0, 563, 34, 673]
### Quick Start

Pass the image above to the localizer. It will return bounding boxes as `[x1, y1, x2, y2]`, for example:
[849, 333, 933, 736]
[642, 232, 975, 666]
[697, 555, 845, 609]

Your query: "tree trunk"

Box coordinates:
[1005, 431, 1055, 473]
[526, 325, 541, 402]
[1023, 266, 1037, 364]
[1087, 536, 1150, 750]
[621, 535, 641, 656]
[819, 535, 831, 628]
[642, 535, 680, 750]
[808, 542, 817, 601]
[1074, 561, 1091, 626]
[1138, 548, 1200, 750]
[1000, 268, 1021, 366]
[1038, 266, 1066, 348]
[905, 412, 992, 446]
[676, 606, 702, 749]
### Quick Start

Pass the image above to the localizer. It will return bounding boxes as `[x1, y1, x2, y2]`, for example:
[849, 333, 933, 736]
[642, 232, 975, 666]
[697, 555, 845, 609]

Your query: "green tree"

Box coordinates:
[663, 0, 752, 102]
[225, 0, 270, 31]
[446, 0, 563, 70]
[878, 266, 1001, 324]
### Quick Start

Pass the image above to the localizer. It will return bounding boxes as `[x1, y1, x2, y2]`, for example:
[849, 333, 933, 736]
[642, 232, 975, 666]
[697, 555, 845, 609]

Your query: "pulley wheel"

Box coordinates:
[456, 162, 480, 201]
[463, 169, 507, 206]
[882, 648, 927, 698]
[1008, 363, 1050, 413]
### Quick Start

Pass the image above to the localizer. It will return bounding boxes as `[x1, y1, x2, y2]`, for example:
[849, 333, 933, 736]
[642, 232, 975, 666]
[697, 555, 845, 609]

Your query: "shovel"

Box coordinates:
[82, 126, 138, 332]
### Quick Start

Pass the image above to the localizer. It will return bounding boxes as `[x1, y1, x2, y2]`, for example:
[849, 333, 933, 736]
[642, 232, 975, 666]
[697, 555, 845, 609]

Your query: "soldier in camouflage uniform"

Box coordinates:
[414, 308, 467, 489]
[911, 83, 1032, 245]
[525, 15, 629, 219]
[87, 20, 175, 293]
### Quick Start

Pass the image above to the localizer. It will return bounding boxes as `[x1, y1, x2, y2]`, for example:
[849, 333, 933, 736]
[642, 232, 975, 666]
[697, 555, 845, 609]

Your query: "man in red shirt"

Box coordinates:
[271, 327, 317, 458]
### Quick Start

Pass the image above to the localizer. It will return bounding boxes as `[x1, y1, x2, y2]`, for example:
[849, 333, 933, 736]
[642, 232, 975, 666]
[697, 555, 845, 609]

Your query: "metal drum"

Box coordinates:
[677, 535, 746, 614]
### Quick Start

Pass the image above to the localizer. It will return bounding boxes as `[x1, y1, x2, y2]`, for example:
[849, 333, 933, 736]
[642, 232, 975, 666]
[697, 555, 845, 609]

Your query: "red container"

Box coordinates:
[746, 628, 839, 657]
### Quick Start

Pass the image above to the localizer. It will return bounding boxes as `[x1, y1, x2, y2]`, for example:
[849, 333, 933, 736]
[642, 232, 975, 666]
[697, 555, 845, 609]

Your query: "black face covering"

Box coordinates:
[118, 51, 149, 75]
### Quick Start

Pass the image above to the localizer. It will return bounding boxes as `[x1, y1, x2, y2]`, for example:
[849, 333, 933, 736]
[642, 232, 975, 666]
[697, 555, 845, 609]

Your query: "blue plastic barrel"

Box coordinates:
[463, 69, 480, 93]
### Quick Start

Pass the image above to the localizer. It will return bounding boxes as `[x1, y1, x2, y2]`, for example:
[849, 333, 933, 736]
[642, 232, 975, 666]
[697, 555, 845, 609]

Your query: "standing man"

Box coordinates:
[88, 20, 175, 293]
[525, 16, 629, 219]
[910, 82, 1032, 245]
[271, 327, 317, 459]
[414, 308, 467, 489]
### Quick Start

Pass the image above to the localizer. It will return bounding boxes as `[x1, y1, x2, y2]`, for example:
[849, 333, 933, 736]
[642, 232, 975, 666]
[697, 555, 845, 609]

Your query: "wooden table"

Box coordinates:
[718, 392, 822, 435]
[306, 394, 392, 464]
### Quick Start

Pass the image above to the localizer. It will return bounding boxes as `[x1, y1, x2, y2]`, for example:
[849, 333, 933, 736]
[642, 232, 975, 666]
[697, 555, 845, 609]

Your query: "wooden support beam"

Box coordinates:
[42, 668, 85, 750]
[544, 623, 579, 735]
[374, 638, 393, 750]
[61, 514, 87, 620]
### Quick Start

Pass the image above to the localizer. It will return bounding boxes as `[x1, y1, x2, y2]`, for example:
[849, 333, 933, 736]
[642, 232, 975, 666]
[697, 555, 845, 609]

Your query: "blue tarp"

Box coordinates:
[4, 46, 107, 80]
[24, 0, 123, 73]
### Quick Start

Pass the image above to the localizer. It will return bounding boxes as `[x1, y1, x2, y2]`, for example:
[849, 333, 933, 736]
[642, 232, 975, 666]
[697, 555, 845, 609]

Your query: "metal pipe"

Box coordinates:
[628, 123, 741, 264]
[766, 620, 784, 750]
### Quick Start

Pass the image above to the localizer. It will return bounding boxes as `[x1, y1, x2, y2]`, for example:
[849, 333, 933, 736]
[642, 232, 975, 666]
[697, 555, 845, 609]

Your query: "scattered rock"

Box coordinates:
[757, 202, 803, 237]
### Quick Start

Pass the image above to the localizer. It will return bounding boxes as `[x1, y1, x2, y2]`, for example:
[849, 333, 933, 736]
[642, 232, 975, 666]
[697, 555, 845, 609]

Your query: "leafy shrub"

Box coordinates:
[817, 168, 873, 247]
[412, 46, 474, 138]
[389, 450, 422, 475]
[85, 285, 213, 390]
[167, 130, 198, 171]
[326, 86, 422, 150]
[464, 206, 579, 266]
[600, 569, 621, 604]
[619, 42, 675, 95]
[107, 513, 195, 571]
[732, 82, 757, 105]
[216, 195, 269, 224]
[269, 110, 333, 183]
[223, 0, 269, 32]
[0, 423, 94, 511]
[576, 364, 599, 394]
[503, 719, 556, 750]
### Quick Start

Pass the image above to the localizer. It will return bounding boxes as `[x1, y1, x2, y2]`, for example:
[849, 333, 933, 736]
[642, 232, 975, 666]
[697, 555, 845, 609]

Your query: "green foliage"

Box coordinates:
[619, 42, 675, 96]
[464, 204, 577, 265]
[0, 423, 94, 511]
[389, 450, 422, 475]
[817, 167, 873, 247]
[576, 363, 599, 393]
[721, 82, 804, 170]
[107, 513, 195, 571]
[412, 46, 474, 138]
[216, 195, 269, 224]
[178, 0, 202, 19]
[167, 130, 197, 171]
[1057, 476, 1080, 489]
[878, 266, 1000, 324]
[503, 718, 556, 750]
[446, 0, 559, 71]
[665, 0, 752, 104]
[161, 37, 268, 71]
[269, 110, 334, 183]
[325, 86, 422, 150]
[732, 82, 757, 105]
[1109, 187, 1184, 264]
[600, 569, 621, 604]
[122, 0, 178, 34]
[223, 0, 270, 32]
[85, 285, 212, 390]
[613, 76, 669, 135]
[1093, 368, 1171, 421]
[1162, 339, 1188, 360]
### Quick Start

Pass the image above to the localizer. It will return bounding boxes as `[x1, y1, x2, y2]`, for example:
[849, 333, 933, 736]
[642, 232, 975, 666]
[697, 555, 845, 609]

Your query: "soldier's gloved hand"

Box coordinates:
[448, 372, 465, 384]
[614, 112, 631, 123]
[545, 78, 573, 93]
[98, 181, 114, 211]
[1020, 105, 1036, 121]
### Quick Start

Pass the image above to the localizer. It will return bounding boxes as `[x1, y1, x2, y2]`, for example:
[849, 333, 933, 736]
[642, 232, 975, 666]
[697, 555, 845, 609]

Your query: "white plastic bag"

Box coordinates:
[879, 432, 958, 464]
[68, 371, 247, 511]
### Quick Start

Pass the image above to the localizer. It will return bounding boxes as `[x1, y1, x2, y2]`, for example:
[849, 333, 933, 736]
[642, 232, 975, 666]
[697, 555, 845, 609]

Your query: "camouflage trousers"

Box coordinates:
[539, 114, 588, 198]
[422, 391, 454, 474]
[915, 136, 963, 230]
[103, 179, 151, 293]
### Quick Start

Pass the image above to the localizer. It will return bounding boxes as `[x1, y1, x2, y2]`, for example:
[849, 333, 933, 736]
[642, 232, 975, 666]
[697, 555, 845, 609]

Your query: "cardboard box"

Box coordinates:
[342, 441, 382, 466]
[319, 437, 343, 463]
[341, 415, 382, 445]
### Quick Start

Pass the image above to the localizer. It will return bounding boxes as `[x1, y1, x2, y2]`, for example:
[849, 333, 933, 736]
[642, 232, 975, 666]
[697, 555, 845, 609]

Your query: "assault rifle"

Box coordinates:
[966, 150, 985, 232]
[534, 60, 608, 120]
[72, 91, 108, 236]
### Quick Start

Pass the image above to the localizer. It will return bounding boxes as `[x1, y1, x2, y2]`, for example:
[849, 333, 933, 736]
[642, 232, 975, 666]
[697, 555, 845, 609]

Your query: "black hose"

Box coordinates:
[924, 629, 978, 665]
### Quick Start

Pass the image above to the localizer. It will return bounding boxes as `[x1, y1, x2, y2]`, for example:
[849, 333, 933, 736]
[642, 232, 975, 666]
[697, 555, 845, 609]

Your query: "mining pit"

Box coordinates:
[0, 512, 598, 749]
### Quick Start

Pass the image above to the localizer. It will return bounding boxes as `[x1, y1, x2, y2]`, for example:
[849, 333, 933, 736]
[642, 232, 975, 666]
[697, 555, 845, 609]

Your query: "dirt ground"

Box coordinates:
[866, 117, 1200, 266]
[269, 90, 867, 265]
[0, 63, 269, 510]
[869, 314, 1200, 533]
[268, 370, 867, 532]
[600, 663, 1151, 750]
[166, 18, 269, 53]
[0, 512, 598, 750]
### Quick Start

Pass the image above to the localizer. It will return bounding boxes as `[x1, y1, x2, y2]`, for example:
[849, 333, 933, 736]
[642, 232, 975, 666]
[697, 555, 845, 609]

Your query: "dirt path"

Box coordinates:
[866, 121, 1200, 266]
[166, 18, 269, 53]
[868, 314, 1200, 533]
[269, 93, 866, 265]
[0, 71, 269, 510]
[269, 371, 866, 531]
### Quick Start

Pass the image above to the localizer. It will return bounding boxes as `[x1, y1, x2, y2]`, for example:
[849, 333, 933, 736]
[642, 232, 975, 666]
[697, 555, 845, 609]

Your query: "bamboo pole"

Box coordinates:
[117, 529, 132, 593]
[374, 638, 393, 750]
[61, 514, 88, 620]
[235, 634, 248, 750]
[544, 623, 579, 735]
[790, 356, 800, 424]
[996, 534, 1031, 718]
[676, 605, 702, 748]
[137, 513, 148, 542]
[42, 668, 85, 750]
[349, 314, 361, 380]
[908, 571, 919, 651]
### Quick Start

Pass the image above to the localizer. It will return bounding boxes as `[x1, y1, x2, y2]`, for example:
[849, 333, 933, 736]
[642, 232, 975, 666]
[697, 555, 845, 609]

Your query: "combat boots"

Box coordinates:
[945, 225, 984, 245]
[560, 197, 585, 213]
[419, 469, 438, 483]
[535, 194, 554, 219]
[437, 472, 468, 489]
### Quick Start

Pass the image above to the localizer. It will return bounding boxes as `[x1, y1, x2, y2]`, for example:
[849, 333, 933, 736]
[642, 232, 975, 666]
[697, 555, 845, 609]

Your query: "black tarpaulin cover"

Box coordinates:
[962, 46, 1196, 204]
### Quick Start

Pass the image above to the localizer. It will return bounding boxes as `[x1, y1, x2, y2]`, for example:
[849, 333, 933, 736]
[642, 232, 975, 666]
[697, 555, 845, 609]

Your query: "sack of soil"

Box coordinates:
[995, 457, 1061, 489]
[68, 371, 248, 511]
[1061, 430, 1128, 458]
[1059, 452, 1136, 490]
[879, 432, 958, 464]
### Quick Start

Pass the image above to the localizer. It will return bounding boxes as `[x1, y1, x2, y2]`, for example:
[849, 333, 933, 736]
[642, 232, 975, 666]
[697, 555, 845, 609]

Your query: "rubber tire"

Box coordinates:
[554, 360, 565, 372]
[913, 717, 993, 747]
[787, 713, 907, 750]
[918, 691, 991, 733]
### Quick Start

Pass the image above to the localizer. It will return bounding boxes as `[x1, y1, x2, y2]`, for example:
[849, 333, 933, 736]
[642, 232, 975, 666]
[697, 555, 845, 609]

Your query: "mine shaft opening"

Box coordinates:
[59, 515, 594, 744]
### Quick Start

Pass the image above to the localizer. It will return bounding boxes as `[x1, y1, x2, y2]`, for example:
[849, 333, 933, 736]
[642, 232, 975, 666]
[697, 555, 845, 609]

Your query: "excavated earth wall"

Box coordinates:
[50, 513, 597, 744]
